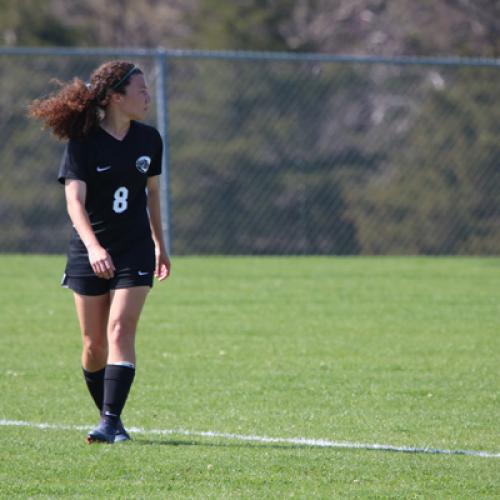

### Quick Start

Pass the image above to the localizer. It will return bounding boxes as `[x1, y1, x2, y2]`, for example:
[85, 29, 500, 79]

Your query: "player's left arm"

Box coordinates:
[147, 175, 171, 280]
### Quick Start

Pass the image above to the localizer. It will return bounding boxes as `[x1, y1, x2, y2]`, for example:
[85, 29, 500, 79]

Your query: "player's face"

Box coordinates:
[119, 73, 151, 121]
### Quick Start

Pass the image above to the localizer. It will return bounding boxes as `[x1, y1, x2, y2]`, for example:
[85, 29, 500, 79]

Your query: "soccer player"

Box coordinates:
[29, 61, 171, 443]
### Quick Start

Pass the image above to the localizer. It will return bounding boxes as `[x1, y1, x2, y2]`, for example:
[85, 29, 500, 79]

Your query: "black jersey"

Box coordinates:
[58, 121, 163, 277]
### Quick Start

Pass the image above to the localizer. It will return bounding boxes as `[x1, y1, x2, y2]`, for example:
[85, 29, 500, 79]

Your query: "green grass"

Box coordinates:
[0, 255, 499, 498]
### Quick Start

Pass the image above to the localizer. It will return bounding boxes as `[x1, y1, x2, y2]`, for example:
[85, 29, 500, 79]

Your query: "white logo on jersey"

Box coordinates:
[96, 165, 112, 172]
[136, 156, 151, 174]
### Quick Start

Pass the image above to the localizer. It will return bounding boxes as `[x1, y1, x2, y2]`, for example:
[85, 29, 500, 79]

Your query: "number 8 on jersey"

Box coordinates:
[113, 186, 129, 214]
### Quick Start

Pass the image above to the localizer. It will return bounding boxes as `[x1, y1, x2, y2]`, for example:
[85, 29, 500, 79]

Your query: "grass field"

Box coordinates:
[0, 255, 499, 498]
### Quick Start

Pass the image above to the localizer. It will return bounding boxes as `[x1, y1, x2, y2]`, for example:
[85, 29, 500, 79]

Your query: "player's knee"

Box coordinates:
[108, 316, 136, 344]
[82, 336, 108, 360]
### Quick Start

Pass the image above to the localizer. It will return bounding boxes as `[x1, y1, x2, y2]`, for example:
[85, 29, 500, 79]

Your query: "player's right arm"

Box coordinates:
[64, 179, 115, 279]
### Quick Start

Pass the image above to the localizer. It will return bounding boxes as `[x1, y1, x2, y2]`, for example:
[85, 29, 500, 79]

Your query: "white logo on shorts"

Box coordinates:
[138, 271, 149, 276]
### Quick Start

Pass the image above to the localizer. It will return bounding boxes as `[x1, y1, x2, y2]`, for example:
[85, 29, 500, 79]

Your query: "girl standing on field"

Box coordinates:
[29, 61, 171, 443]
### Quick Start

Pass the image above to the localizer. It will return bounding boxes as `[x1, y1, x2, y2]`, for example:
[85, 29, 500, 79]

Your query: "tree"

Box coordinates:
[188, 1, 296, 52]
[0, 0, 80, 46]
[349, 66, 500, 254]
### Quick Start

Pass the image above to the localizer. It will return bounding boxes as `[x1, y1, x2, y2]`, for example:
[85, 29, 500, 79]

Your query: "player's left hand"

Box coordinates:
[155, 249, 171, 281]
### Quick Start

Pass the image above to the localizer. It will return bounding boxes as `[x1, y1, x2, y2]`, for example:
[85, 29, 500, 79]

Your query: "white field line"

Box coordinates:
[1, 419, 499, 459]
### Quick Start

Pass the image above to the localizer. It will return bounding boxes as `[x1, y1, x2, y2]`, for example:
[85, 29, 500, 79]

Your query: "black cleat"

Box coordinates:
[114, 420, 131, 442]
[87, 420, 117, 444]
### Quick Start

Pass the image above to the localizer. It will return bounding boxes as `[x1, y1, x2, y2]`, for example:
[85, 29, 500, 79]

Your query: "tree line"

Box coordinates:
[1, 1, 499, 254]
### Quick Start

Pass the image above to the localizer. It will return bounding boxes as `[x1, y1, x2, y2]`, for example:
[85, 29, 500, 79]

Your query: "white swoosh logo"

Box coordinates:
[138, 271, 149, 276]
[96, 166, 112, 172]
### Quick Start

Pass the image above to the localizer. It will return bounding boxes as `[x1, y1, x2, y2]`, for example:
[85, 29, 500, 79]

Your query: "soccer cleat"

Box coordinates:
[114, 420, 131, 442]
[86, 420, 117, 444]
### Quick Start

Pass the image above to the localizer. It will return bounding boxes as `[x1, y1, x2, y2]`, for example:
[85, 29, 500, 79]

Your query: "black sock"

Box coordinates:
[82, 367, 105, 413]
[102, 364, 135, 425]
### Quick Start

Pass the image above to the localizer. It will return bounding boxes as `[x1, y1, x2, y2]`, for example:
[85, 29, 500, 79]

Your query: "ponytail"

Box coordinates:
[29, 61, 141, 141]
[29, 78, 102, 140]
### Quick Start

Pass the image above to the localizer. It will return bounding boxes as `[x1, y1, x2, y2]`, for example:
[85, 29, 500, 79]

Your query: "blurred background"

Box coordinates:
[1, 0, 500, 255]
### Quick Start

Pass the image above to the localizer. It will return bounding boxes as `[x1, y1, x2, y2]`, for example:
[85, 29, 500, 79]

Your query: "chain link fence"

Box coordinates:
[1, 48, 500, 255]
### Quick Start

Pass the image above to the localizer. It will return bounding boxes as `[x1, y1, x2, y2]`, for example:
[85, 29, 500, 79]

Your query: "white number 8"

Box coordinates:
[113, 186, 129, 213]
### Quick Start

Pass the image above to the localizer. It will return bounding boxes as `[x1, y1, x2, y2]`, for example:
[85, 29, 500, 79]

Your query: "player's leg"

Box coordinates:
[72, 290, 110, 413]
[88, 286, 150, 443]
[107, 286, 150, 365]
[73, 292, 110, 370]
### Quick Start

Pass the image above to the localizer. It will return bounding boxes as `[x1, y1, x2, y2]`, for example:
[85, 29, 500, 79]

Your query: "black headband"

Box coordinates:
[110, 65, 138, 90]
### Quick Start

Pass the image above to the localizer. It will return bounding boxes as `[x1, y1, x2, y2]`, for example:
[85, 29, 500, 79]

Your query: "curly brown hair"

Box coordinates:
[28, 61, 143, 140]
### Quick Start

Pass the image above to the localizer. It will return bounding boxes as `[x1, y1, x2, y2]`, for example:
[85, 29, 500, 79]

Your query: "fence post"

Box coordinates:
[154, 47, 172, 255]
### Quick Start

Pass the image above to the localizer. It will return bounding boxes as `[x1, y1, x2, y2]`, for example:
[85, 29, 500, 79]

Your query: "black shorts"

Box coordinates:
[61, 270, 153, 296]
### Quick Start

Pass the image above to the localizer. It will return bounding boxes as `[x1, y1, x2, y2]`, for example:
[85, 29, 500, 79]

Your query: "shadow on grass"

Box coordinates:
[131, 437, 500, 458]
[134, 438, 318, 451]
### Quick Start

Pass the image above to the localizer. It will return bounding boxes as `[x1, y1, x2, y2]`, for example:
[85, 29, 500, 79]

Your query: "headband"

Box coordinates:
[110, 65, 138, 90]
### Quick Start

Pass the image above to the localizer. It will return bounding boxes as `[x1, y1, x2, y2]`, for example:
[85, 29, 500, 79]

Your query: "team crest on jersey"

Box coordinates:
[136, 155, 151, 174]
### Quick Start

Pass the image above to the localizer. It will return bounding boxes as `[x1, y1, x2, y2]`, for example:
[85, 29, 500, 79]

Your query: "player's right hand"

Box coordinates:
[88, 244, 116, 279]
